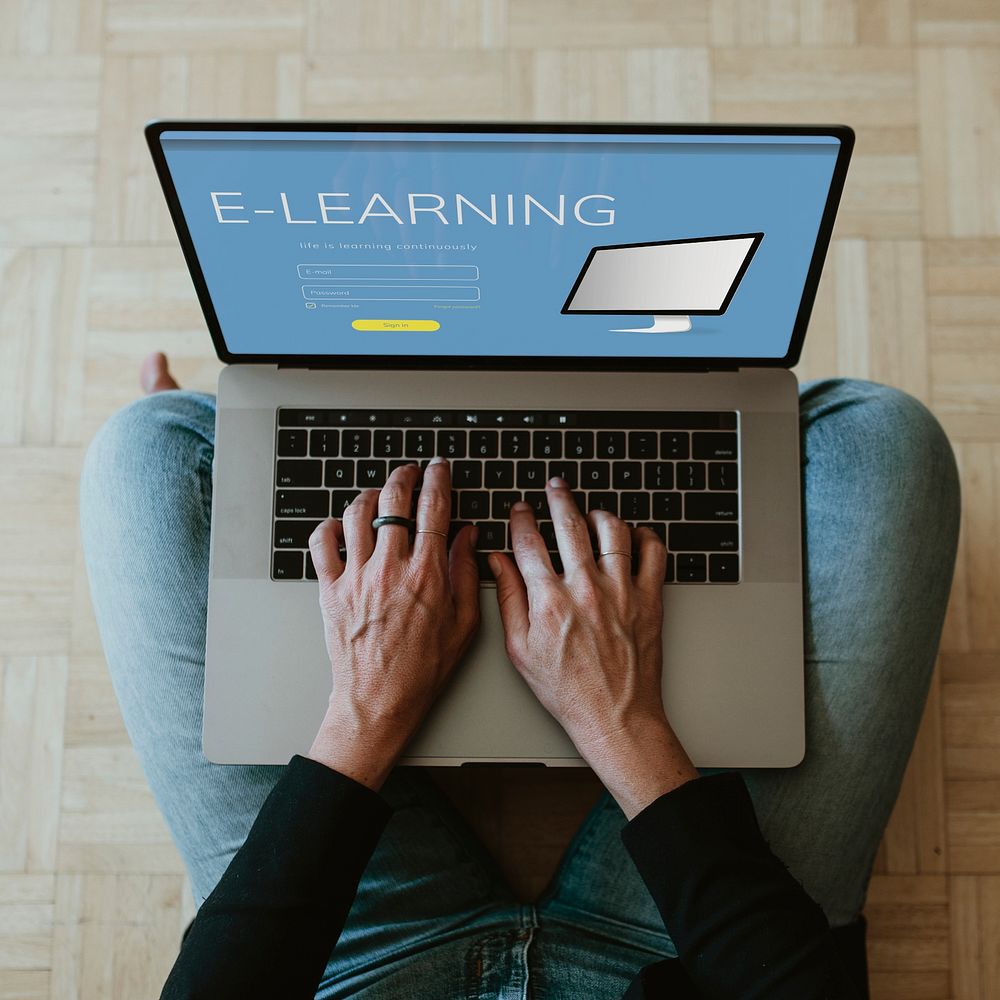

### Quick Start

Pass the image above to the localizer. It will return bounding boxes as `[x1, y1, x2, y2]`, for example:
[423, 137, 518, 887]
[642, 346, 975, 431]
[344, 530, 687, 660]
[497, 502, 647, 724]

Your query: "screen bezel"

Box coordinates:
[145, 120, 854, 371]
[561, 232, 764, 316]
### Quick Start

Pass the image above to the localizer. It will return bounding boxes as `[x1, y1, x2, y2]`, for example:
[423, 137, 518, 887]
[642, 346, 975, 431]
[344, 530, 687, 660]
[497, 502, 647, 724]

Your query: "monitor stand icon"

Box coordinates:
[610, 315, 692, 334]
[561, 233, 763, 334]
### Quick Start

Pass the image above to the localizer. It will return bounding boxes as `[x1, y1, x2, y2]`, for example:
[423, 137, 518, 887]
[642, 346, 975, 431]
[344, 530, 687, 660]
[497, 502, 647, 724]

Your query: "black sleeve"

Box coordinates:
[160, 754, 393, 1000]
[619, 771, 863, 999]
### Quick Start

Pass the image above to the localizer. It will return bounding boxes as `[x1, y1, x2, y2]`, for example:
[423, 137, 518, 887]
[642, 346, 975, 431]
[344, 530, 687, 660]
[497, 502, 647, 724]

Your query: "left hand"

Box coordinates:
[306, 458, 480, 790]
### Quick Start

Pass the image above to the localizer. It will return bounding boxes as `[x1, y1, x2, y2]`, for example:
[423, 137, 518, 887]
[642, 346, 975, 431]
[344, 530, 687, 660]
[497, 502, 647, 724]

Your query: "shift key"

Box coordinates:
[669, 522, 738, 551]
[276, 489, 329, 518]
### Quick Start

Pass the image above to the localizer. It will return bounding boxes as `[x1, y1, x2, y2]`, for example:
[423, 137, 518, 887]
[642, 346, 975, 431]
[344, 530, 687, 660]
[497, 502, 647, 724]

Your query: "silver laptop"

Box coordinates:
[147, 121, 853, 768]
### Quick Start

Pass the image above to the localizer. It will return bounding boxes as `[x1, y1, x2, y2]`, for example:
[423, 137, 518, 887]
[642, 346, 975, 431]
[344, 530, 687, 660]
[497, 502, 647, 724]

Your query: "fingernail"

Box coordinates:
[549, 476, 567, 488]
[488, 554, 500, 576]
[429, 455, 446, 465]
[512, 501, 531, 512]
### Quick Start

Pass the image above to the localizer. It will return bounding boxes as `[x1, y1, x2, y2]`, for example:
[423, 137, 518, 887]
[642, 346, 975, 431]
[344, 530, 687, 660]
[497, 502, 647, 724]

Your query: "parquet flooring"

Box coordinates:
[0, 1, 997, 996]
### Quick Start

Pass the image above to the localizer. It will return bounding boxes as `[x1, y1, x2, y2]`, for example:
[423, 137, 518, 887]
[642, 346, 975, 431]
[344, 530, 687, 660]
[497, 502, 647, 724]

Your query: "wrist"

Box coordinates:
[307, 703, 409, 792]
[575, 714, 700, 821]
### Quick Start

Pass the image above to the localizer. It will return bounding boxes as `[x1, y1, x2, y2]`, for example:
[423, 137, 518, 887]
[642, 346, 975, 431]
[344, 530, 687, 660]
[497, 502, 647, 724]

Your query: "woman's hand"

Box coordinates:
[306, 459, 480, 791]
[490, 478, 699, 819]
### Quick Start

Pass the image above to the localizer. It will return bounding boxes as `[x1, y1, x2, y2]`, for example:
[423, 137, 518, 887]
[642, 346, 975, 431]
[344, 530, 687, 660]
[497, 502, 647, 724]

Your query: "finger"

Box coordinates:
[343, 489, 380, 565]
[489, 551, 529, 653]
[546, 477, 595, 575]
[588, 508, 634, 583]
[374, 462, 420, 560]
[448, 524, 481, 634]
[634, 524, 668, 598]
[308, 518, 346, 583]
[414, 456, 451, 565]
[509, 501, 555, 582]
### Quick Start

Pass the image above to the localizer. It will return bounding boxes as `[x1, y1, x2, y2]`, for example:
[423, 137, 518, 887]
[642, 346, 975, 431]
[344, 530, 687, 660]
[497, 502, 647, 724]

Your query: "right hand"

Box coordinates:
[489, 478, 699, 819]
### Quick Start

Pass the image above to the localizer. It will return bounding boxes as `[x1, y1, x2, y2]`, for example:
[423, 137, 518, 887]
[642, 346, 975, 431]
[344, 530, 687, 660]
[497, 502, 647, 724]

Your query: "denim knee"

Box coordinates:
[80, 391, 216, 537]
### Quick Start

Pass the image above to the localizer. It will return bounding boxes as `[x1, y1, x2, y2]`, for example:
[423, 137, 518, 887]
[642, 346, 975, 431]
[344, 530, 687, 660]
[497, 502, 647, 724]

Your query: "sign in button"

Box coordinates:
[352, 319, 441, 332]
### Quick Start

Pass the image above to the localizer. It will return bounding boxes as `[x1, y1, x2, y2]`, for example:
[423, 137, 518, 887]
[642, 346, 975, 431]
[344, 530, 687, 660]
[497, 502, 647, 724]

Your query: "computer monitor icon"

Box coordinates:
[561, 232, 763, 333]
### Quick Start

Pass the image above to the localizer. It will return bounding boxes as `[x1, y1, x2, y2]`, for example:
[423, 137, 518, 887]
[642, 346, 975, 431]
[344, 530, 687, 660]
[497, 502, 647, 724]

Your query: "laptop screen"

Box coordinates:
[153, 126, 848, 367]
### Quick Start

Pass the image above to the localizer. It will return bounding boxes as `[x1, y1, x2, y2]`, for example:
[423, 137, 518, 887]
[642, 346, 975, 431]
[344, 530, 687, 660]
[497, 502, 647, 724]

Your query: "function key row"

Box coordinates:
[277, 428, 737, 461]
[278, 408, 737, 430]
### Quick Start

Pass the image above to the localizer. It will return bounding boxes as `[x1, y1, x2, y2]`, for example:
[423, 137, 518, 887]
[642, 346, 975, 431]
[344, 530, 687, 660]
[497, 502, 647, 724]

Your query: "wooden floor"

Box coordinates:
[0, 1, 998, 996]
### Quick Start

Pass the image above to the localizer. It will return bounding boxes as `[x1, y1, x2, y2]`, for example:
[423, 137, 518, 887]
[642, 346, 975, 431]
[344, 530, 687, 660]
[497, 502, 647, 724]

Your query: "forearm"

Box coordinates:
[573, 713, 700, 820]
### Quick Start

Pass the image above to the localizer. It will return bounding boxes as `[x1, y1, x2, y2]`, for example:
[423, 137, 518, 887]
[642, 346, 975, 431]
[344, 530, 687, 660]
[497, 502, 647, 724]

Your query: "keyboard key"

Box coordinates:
[651, 492, 682, 520]
[470, 431, 499, 457]
[453, 461, 482, 488]
[638, 521, 666, 543]
[523, 491, 549, 518]
[305, 551, 318, 580]
[449, 520, 474, 544]
[276, 490, 329, 518]
[661, 432, 689, 459]
[331, 490, 361, 516]
[685, 492, 739, 521]
[374, 430, 403, 457]
[476, 522, 507, 550]
[325, 460, 354, 487]
[581, 461, 610, 489]
[533, 431, 562, 459]
[587, 492, 618, 514]
[492, 491, 521, 519]
[515, 461, 547, 489]
[644, 461, 674, 490]
[437, 431, 467, 459]
[342, 430, 371, 456]
[500, 430, 531, 458]
[485, 461, 515, 489]
[669, 523, 739, 551]
[620, 492, 651, 521]
[357, 460, 388, 487]
[666, 552, 675, 583]
[277, 429, 307, 456]
[274, 520, 322, 548]
[677, 553, 707, 582]
[628, 431, 658, 459]
[596, 432, 625, 459]
[309, 430, 339, 457]
[565, 431, 594, 458]
[272, 550, 304, 579]
[547, 461, 579, 489]
[676, 462, 706, 490]
[278, 409, 327, 427]
[693, 432, 738, 460]
[460, 492, 490, 519]
[612, 462, 642, 489]
[405, 430, 435, 458]
[708, 461, 738, 490]
[276, 459, 323, 488]
[538, 521, 558, 550]
[709, 553, 740, 582]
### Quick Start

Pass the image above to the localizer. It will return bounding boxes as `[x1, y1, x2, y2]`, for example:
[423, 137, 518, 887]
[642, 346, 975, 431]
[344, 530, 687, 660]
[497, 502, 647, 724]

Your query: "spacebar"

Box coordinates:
[668, 523, 739, 551]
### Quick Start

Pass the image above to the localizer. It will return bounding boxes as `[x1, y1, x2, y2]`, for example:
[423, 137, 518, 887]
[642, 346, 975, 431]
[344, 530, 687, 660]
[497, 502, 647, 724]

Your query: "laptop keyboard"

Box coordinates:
[271, 408, 740, 585]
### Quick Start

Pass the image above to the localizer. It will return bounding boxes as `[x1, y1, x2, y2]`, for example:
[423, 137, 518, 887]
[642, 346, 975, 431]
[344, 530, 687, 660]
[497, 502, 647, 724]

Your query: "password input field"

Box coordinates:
[297, 263, 479, 281]
[301, 284, 480, 302]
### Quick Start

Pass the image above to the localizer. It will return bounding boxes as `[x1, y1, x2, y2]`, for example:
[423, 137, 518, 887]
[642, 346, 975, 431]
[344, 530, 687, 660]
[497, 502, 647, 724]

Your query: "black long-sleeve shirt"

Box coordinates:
[161, 756, 869, 999]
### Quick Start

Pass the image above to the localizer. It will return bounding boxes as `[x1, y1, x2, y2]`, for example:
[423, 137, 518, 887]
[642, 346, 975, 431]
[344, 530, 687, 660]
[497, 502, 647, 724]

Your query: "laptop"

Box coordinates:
[146, 121, 853, 768]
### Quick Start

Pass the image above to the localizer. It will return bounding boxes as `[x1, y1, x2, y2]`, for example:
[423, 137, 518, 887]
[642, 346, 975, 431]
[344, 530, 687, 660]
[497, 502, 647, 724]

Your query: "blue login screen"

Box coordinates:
[159, 130, 841, 360]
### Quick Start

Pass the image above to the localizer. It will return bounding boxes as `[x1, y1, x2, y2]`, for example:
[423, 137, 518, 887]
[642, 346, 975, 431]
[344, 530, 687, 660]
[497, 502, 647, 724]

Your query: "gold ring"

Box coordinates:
[599, 549, 632, 558]
[416, 529, 448, 539]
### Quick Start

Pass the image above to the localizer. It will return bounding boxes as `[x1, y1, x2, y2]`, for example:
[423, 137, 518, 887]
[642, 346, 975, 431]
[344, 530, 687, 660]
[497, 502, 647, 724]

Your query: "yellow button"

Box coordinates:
[351, 319, 440, 332]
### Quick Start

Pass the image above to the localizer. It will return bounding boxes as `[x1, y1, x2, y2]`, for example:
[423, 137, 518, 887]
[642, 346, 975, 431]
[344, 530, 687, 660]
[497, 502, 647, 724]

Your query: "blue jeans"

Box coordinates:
[80, 379, 960, 999]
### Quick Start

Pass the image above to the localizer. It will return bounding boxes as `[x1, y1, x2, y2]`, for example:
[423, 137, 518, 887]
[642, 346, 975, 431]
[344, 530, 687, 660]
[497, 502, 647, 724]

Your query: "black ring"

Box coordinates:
[371, 515, 416, 532]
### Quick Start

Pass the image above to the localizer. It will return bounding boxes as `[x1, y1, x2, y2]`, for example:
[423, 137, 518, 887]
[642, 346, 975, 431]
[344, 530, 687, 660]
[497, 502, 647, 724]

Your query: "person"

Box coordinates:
[80, 351, 961, 999]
